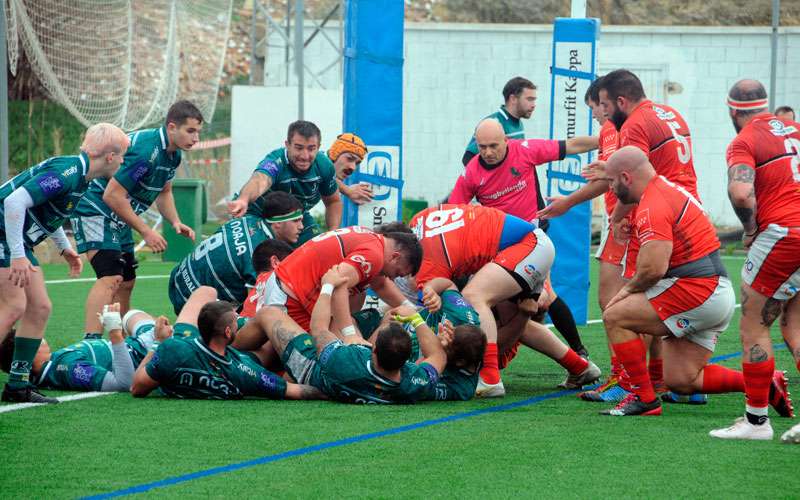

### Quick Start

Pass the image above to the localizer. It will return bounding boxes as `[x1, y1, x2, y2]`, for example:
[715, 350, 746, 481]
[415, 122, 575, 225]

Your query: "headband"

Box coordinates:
[727, 96, 769, 111]
[266, 210, 303, 223]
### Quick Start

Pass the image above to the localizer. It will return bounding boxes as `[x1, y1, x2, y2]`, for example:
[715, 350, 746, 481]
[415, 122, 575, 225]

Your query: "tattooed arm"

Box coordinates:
[727, 164, 757, 237]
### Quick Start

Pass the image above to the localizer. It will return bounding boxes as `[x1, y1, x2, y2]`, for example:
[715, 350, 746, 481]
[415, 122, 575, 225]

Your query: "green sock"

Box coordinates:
[7, 337, 42, 389]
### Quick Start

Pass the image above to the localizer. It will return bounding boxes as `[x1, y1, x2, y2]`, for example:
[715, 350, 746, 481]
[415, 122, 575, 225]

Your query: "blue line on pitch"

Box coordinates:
[81, 343, 787, 499]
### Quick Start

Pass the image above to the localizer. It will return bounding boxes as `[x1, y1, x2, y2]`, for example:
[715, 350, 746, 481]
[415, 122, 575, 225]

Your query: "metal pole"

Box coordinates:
[249, 1, 257, 85]
[1, 3, 9, 182]
[295, 0, 304, 119]
[570, 0, 586, 18]
[769, 0, 780, 111]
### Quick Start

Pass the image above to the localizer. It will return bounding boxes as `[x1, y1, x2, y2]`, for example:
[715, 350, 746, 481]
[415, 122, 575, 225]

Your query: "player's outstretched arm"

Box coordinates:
[130, 354, 159, 397]
[564, 135, 599, 155]
[538, 178, 609, 220]
[371, 275, 410, 308]
[228, 172, 272, 217]
[392, 305, 447, 374]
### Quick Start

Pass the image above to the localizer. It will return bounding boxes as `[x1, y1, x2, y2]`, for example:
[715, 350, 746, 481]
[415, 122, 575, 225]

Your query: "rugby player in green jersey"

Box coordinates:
[167, 191, 302, 314]
[131, 287, 324, 400]
[0, 303, 169, 394]
[228, 120, 343, 245]
[255, 266, 447, 404]
[72, 101, 203, 341]
[0, 123, 130, 403]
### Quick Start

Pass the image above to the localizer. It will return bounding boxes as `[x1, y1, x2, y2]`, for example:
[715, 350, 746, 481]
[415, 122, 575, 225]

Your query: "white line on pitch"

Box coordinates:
[45, 274, 170, 285]
[0, 391, 113, 414]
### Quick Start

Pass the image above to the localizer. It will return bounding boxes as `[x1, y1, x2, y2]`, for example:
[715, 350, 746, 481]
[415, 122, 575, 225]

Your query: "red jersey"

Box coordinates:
[599, 120, 620, 216]
[449, 138, 563, 222]
[632, 176, 719, 271]
[240, 271, 272, 319]
[726, 114, 800, 230]
[274, 227, 384, 310]
[410, 204, 505, 287]
[619, 100, 698, 199]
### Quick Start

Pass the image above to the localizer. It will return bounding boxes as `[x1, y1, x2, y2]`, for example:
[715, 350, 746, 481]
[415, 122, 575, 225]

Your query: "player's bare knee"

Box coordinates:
[601, 307, 621, 329]
[25, 297, 53, 323]
[117, 279, 135, 294]
[664, 372, 695, 395]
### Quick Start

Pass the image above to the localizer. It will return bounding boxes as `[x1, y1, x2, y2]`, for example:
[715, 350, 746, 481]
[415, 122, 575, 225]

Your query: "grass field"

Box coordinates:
[1, 255, 798, 499]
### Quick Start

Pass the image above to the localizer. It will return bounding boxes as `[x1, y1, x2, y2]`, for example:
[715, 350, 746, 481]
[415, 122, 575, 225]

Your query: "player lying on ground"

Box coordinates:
[72, 101, 203, 340]
[710, 79, 800, 440]
[0, 123, 130, 403]
[0, 303, 164, 394]
[253, 266, 447, 404]
[599, 146, 793, 418]
[352, 286, 486, 401]
[410, 204, 600, 397]
[130, 286, 324, 400]
[168, 191, 302, 313]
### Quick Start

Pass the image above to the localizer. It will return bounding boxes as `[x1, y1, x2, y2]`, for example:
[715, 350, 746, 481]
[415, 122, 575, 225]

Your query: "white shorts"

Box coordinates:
[646, 276, 735, 352]
[260, 272, 289, 311]
[742, 223, 800, 300]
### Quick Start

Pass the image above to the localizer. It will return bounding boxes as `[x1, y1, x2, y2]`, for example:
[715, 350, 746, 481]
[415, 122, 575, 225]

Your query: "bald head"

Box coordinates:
[606, 146, 655, 204]
[474, 119, 508, 166]
[728, 79, 767, 106]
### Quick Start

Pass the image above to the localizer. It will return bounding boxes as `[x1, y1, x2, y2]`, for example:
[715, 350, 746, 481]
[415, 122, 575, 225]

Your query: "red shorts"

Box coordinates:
[493, 229, 555, 295]
[595, 223, 627, 265]
[742, 224, 800, 300]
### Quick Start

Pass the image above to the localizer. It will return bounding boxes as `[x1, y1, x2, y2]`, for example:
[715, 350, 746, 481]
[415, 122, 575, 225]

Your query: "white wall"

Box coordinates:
[259, 22, 800, 226]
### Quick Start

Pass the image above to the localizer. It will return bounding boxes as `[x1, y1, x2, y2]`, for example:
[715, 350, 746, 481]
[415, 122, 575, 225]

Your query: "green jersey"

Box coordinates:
[75, 126, 180, 221]
[314, 341, 439, 404]
[168, 215, 274, 310]
[465, 105, 524, 155]
[245, 147, 337, 218]
[0, 152, 90, 247]
[144, 334, 287, 400]
[36, 337, 148, 391]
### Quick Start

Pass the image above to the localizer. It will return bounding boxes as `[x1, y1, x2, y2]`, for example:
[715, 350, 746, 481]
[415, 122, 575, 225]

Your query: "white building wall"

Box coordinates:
[263, 23, 800, 226]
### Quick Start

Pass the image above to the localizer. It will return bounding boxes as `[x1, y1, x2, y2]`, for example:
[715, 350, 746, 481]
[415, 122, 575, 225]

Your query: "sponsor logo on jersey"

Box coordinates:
[62, 165, 78, 178]
[484, 179, 527, 201]
[676, 318, 690, 329]
[71, 363, 96, 387]
[237, 362, 256, 377]
[524, 264, 536, 276]
[349, 254, 373, 276]
[653, 106, 676, 121]
[768, 119, 798, 137]
[150, 147, 158, 163]
[37, 173, 63, 196]
[745, 259, 754, 273]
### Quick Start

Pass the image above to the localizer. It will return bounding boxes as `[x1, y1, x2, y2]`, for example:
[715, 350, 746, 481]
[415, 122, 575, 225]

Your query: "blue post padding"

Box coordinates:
[545, 17, 600, 325]
[342, 0, 404, 226]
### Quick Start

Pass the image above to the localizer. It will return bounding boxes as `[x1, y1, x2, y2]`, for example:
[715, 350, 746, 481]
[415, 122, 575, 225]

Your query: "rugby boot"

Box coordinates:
[710, 416, 773, 441]
[600, 393, 662, 416]
[1, 384, 59, 404]
[769, 370, 794, 418]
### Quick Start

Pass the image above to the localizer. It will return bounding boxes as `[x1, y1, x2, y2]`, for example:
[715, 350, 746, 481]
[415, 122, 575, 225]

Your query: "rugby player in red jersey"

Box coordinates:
[411, 204, 600, 397]
[710, 80, 798, 440]
[599, 146, 792, 417]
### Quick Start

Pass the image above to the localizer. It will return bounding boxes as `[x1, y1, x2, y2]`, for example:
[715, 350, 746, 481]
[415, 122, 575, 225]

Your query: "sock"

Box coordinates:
[742, 358, 774, 424]
[796, 357, 800, 375]
[558, 349, 589, 375]
[548, 297, 585, 353]
[648, 357, 664, 386]
[480, 343, 500, 384]
[701, 364, 745, 394]
[610, 355, 622, 378]
[7, 337, 42, 389]
[612, 338, 656, 403]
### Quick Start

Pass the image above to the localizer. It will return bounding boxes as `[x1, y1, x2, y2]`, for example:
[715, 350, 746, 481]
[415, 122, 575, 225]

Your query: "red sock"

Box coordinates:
[796, 358, 800, 375]
[559, 349, 589, 375]
[610, 355, 622, 377]
[701, 364, 745, 394]
[742, 359, 774, 411]
[612, 338, 655, 403]
[480, 343, 500, 384]
[648, 357, 664, 386]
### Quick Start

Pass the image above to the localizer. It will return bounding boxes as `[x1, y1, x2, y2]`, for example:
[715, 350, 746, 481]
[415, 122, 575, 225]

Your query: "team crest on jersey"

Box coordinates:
[768, 119, 798, 137]
[259, 159, 280, 177]
[510, 167, 521, 177]
[653, 106, 676, 121]
[37, 173, 63, 195]
[129, 161, 150, 182]
[635, 208, 654, 241]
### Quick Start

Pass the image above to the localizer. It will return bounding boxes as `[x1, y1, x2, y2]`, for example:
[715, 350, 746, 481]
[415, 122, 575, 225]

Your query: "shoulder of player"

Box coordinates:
[313, 151, 335, 173]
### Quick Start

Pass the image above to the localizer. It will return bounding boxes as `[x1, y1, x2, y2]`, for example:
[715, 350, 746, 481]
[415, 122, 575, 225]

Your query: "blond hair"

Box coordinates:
[80, 123, 130, 158]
